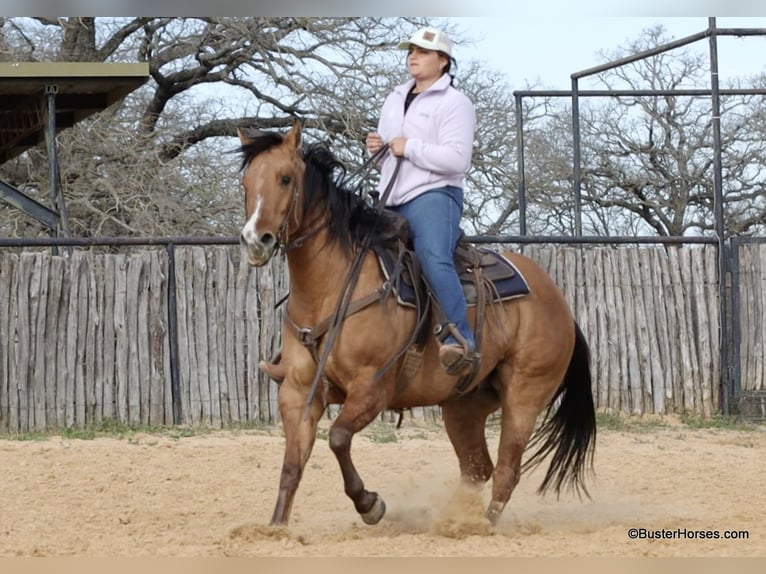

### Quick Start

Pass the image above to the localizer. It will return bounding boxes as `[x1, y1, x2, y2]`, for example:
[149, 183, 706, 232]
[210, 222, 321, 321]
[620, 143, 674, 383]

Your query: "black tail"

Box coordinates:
[521, 321, 597, 498]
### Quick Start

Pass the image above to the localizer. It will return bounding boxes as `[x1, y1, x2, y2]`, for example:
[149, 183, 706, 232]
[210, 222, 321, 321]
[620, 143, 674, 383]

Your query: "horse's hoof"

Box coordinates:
[485, 501, 505, 526]
[360, 495, 386, 525]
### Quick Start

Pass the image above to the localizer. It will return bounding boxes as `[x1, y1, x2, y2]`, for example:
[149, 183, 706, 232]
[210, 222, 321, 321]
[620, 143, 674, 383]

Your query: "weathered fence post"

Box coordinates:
[166, 242, 181, 425]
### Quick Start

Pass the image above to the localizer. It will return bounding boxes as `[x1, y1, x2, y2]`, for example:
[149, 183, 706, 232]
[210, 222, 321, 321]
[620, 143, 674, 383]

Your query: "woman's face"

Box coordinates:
[406, 46, 448, 82]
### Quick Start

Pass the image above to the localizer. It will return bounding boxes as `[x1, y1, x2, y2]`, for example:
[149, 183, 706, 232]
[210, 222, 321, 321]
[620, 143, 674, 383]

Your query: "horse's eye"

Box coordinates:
[280, 175, 292, 186]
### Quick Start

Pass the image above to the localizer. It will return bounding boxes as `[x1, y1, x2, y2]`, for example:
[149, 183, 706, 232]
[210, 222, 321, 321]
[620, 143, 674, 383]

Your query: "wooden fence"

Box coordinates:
[537, 244, 721, 417]
[736, 244, 766, 398]
[1, 242, 761, 432]
[0, 247, 284, 432]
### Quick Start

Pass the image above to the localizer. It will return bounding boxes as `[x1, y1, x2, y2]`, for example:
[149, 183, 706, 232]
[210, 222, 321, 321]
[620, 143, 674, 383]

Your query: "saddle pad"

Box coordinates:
[377, 248, 530, 309]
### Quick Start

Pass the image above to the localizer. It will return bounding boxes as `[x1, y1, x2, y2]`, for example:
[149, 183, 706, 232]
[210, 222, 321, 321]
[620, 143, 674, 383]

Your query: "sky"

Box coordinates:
[10, 1, 766, 16]
[450, 16, 766, 90]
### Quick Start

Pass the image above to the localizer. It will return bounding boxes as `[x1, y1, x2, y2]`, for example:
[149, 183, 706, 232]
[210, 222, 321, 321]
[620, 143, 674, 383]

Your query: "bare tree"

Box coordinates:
[5, 19, 763, 244]
[510, 25, 766, 237]
[1, 17, 444, 237]
[572, 25, 766, 237]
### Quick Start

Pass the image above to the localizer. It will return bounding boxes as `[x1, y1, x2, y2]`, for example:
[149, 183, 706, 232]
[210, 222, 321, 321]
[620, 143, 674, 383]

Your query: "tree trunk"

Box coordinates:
[58, 17, 98, 62]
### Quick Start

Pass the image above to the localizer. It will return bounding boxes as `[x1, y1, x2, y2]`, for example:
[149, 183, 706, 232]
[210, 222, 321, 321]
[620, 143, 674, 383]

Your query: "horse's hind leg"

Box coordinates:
[270, 381, 325, 525]
[485, 364, 561, 526]
[442, 383, 500, 485]
[328, 385, 387, 525]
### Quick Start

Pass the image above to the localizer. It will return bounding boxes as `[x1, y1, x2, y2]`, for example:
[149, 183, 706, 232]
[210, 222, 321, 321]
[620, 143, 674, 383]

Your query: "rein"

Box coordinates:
[271, 143, 394, 307]
[301, 146, 403, 418]
[277, 144, 391, 254]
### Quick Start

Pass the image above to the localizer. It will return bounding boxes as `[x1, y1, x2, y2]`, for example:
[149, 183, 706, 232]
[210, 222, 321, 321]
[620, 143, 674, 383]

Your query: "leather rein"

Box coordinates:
[278, 144, 403, 416]
[276, 144, 392, 253]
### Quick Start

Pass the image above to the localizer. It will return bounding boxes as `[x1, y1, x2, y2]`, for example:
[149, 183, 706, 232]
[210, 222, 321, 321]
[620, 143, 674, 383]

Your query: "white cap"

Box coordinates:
[397, 27, 452, 56]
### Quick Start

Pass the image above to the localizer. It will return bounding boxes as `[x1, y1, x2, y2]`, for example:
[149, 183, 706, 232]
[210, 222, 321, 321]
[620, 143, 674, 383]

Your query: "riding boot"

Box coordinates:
[437, 324, 475, 376]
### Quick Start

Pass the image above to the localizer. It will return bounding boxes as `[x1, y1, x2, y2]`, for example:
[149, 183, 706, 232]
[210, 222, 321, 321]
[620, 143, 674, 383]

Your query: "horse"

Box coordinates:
[237, 119, 596, 527]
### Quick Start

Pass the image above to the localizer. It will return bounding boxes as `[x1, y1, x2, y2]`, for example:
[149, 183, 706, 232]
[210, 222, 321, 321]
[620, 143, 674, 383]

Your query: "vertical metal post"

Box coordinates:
[45, 84, 60, 255]
[570, 79, 586, 319]
[515, 93, 527, 236]
[45, 84, 71, 255]
[708, 17, 730, 414]
[571, 77, 583, 237]
[166, 242, 182, 425]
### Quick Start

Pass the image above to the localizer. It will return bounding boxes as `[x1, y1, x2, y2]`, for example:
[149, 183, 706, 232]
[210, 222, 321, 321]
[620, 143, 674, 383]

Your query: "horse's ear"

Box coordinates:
[237, 127, 253, 146]
[284, 119, 302, 151]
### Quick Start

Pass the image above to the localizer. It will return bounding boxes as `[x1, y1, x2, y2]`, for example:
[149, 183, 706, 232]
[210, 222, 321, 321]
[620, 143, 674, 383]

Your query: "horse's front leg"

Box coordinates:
[328, 382, 387, 525]
[270, 380, 325, 525]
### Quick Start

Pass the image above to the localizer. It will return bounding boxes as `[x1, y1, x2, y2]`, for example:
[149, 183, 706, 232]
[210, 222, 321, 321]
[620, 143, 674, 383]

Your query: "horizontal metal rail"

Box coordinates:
[0, 234, 718, 249]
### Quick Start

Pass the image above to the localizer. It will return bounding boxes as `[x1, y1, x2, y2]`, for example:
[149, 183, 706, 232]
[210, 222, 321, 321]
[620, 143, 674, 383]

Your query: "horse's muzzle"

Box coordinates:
[240, 232, 276, 266]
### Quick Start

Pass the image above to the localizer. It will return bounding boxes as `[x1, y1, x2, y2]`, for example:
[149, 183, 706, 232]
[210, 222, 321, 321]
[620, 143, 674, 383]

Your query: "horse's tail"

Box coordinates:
[521, 320, 597, 498]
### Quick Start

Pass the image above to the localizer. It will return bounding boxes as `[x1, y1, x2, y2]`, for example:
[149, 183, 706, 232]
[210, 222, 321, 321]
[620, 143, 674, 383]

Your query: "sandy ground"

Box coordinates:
[1, 417, 764, 557]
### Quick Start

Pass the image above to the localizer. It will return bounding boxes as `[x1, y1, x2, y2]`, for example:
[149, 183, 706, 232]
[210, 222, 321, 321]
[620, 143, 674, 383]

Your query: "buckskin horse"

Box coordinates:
[237, 119, 596, 527]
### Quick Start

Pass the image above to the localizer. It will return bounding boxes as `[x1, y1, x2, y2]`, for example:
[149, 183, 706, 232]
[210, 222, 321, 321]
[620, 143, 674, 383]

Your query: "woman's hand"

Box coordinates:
[366, 132, 384, 155]
[389, 136, 406, 157]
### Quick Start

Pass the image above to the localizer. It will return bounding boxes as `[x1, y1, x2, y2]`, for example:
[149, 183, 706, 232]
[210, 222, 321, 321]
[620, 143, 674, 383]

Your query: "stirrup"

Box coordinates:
[438, 342, 476, 377]
[434, 323, 475, 373]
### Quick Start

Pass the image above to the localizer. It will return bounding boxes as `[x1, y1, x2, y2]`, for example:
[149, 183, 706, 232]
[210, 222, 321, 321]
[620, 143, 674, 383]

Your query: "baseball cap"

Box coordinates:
[397, 27, 452, 56]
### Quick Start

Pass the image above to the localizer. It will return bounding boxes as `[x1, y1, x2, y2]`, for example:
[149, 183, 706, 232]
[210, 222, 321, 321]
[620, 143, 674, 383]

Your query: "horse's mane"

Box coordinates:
[239, 131, 401, 254]
[238, 131, 284, 171]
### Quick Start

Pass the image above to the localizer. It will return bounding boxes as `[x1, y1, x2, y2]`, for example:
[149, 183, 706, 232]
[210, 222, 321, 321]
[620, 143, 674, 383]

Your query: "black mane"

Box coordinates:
[238, 130, 284, 171]
[239, 131, 402, 254]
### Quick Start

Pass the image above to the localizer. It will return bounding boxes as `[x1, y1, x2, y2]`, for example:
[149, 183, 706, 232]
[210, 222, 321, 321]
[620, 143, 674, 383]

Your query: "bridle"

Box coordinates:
[271, 143, 394, 255]
[277, 183, 323, 253]
[269, 156, 320, 253]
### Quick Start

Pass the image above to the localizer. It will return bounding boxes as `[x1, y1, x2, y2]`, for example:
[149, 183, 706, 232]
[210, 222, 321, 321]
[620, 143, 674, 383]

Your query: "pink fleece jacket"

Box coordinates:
[374, 73, 476, 206]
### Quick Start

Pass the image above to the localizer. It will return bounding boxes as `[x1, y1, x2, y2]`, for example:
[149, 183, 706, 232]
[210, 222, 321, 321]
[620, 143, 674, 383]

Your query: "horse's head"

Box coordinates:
[238, 119, 305, 266]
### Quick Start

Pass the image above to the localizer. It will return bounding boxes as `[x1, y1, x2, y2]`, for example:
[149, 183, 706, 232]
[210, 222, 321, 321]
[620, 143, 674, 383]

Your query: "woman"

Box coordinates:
[366, 26, 477, 376]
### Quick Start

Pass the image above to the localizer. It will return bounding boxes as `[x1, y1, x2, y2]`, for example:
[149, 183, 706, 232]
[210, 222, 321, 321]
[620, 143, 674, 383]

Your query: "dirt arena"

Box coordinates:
[1, 416, 764, 557]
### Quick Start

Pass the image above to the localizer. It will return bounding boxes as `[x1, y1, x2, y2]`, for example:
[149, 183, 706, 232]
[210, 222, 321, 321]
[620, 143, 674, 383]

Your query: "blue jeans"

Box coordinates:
[389, 186, 475, 349]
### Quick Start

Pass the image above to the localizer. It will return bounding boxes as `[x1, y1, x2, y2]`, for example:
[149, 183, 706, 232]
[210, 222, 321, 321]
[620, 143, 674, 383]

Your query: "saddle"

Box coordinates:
[376, 241, 530, 309]
[372, 211, 530, 398]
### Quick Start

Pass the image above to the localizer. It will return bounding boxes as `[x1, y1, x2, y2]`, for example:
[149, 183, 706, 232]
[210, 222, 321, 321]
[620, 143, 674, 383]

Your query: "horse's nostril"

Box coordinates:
[261, 233, 276, 248]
